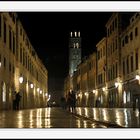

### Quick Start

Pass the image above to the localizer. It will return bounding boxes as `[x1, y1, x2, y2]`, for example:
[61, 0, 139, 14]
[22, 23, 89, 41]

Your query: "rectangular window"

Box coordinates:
[108, 70, 110, 81]
[101, 73, 103, 84]
[23, 33, 25, 41]
[116, 62, 118, 77]
[0, 15, 1, 37]
[4, 57, 6, 68]
[116, 39, 117, 50]
[136, 51, 138, 70]
[9, 62, 11, 72]
[110, 67, 112, 80]
[13, 66, 15, 74]
[122, 39, 124, 47]
[13, 35, 15, 54]
[112, 65, 114, 79]
[123, 60, 125, 75]
[97, 51, 100, 60]
[110, 25, 112, 33]
[135, 27, 138, 37]
[125, 35, 128, 44]
[130, 32, 133, 41]
[9, 27, 12, 50]
[103, 46, 105, 56]
[112, 21, 114, 31]
[112, 43, 114, 53]
[4, 21, 6, 43]
[115, 18, 117, 29]
[23, 49, 25, 66]
[108, 47, 110, 56]
[127, 57, 129, 74]
[110, 45, 112, 55]
[107, 28, 109, 37]
[130, 55, 133, 72]
[0, 54, 1, 67]
[20, 28, 22, 36]
[20, 47, 22, 63]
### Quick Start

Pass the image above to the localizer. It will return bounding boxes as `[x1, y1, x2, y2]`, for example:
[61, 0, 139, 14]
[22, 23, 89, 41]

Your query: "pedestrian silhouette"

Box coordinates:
[66, 90, 76, 113]
[67, 91, 72, 111]
[71, 90, 76, 113]
[13, 91, 17, 110]
[60, 96, 67, 110]
[15, 92, 21, 110]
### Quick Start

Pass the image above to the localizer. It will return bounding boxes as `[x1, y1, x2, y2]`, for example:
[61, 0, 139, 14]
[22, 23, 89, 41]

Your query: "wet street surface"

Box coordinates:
[75, 107, 140, 128]
[0, 107, 139, 128]
[0, 107, 107, 128]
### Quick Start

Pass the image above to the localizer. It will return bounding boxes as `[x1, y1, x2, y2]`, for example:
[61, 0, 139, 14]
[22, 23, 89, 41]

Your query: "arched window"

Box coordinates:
[2, 82, 6, 102]
[76, 43, 79, 48]
[123, 91, 127, 104]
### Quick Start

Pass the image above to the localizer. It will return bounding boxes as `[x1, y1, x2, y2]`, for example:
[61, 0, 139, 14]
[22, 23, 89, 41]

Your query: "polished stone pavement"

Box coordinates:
[74, 107, 140, 128]
[0, 107, 139, 128]
[0, 107, 107, 128]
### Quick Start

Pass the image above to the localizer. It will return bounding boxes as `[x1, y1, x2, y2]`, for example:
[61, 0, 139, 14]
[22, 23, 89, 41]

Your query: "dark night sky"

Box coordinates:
[17, 12, 112, 95]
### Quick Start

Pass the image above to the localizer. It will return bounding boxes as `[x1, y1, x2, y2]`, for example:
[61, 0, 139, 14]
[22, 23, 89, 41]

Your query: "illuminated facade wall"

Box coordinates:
[121, 13, 140, 108]
[64, 75, 70, 100]
[96, 37, 107, 107]
[64, 12, 140, 108]
[0, 12, 48, 110]
[86, 53, 96, 107]
[72, 53, 96, 107]
[105, 13, 122, 108]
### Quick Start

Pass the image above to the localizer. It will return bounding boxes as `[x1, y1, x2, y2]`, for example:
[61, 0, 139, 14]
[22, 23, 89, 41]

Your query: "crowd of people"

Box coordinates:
[60, 90, 76, 113]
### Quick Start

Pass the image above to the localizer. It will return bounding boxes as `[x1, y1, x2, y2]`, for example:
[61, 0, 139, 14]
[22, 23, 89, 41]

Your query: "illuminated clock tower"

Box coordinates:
[69, 31, 81, 89]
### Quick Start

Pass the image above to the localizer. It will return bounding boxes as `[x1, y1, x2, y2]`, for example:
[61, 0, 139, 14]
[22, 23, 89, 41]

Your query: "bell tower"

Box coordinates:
[69, 31, 81, 89]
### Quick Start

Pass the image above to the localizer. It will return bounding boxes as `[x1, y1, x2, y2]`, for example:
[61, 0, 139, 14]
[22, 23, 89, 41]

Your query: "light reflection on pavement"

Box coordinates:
[0, 107, 106, 128]
[75, 107, 140, 128]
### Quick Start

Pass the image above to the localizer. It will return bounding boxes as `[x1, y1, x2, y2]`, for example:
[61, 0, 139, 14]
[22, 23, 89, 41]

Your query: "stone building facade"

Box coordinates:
[0, 12, 48, 110]
[64, 12, 140, 108]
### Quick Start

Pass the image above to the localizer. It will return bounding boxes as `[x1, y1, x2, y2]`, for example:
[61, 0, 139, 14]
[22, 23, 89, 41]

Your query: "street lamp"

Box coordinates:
[115, 82, 119, 88]
[85, 92, 88, 96]
[19, 76, 23, 84]
[30, 83, 34, 88]
[102, 87, 106, 92]
[93, 90, 96, 94]
[40, 90, 42, 94]
[37, 88, 40, 92]
[136, 75, 140, 80]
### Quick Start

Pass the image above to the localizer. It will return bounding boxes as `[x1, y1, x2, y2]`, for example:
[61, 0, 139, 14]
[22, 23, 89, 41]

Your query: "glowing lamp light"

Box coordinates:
[102, 87, 105, 91]
[85, 92, 88, 96]
[40, 90, 42, 94]
[136, 75, 140, 80]
[93, 90, 96, 93]
[115, 82, 119, 88]
[0, 62, 1, 67]
[19, 76, 23, 84]
[37, 88, 40, 92]
[45, 93, 48, 96]
[75, 32, 77, 37]
[30, 83, 34, 88]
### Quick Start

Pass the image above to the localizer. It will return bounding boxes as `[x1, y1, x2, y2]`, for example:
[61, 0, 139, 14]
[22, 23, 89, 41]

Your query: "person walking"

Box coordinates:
[15, 92, 21, 110]
[60, 96, 67, 110]
[67, 91, 72, 112]
[71, 90, 76, 113]
[13, 91, 17, 110]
